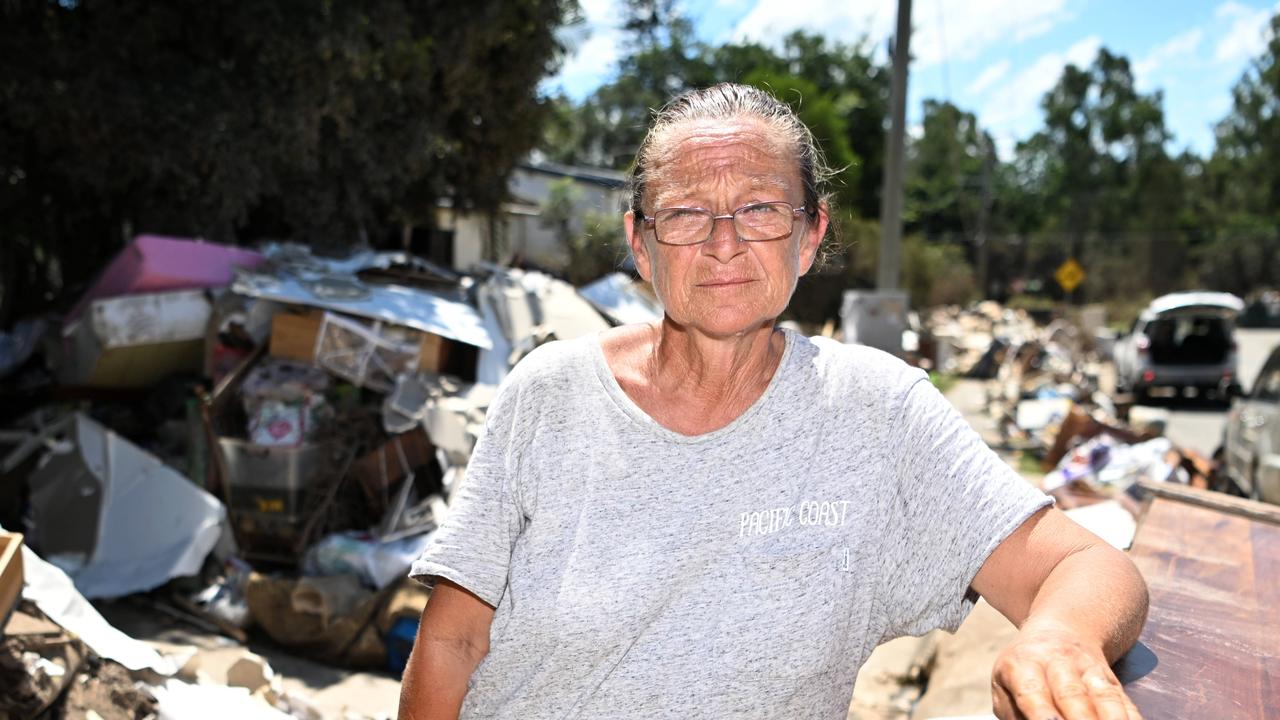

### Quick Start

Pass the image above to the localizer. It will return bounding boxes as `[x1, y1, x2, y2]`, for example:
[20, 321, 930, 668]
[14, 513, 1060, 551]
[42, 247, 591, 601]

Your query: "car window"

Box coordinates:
[1257, 350, 1280, 402]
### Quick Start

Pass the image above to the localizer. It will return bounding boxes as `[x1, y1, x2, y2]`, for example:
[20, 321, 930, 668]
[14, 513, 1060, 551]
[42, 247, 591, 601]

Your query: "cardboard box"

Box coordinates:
[350, 427, 436, 511]
[269, 308, 326, 363]
[0, 532, 25, 626]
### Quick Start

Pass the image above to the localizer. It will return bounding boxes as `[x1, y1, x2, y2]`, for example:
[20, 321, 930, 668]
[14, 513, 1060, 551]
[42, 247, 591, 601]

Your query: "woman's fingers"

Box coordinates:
[1041, 656, 1098, 719]
[999, 660, 1071, 720]
[992, 676, 1028, 720]
[998, 654, 1143, 720]
[992, 631, 1144, 720]
[1076, 664, 1142, 720]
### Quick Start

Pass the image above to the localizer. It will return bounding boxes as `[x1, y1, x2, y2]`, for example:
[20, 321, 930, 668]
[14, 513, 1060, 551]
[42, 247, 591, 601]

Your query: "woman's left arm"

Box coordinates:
[971, 506, 1149, 720]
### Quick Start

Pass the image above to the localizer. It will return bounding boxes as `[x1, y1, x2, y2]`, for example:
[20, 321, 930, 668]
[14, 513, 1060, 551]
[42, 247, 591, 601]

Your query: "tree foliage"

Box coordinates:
[539, 28, 887, 215]
[1196, 15, 1280, 293]
[543, 8, 1280, 314]
[0, 0, 574, 323]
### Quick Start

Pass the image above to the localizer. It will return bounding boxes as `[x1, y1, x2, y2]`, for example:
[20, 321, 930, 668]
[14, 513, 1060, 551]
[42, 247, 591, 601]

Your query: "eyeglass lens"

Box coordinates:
[655, 202, 797, 245]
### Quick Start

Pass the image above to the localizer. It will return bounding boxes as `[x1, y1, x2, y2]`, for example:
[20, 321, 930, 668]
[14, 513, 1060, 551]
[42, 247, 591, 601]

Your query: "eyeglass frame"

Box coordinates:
[639, 200, 810, 246]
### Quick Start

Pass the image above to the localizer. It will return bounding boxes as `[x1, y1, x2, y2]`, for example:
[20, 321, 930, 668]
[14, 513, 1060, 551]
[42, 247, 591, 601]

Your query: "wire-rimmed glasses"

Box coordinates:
[641, 201, 807, 246]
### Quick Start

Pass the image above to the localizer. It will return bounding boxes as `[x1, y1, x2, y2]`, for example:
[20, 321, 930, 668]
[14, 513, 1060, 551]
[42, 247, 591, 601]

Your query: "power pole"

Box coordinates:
[976, 133, 994, 299]
[877, 0, 912, 291]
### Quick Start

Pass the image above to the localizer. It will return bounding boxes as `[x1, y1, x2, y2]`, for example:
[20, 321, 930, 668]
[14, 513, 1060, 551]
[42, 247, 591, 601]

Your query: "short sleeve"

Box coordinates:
[409, 376, 527, 607]
[874, 375, 1052, 642]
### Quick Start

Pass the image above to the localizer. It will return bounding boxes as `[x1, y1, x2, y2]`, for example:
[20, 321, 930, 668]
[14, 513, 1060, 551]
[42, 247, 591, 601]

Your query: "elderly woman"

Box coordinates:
[399, 83, 1148, 720]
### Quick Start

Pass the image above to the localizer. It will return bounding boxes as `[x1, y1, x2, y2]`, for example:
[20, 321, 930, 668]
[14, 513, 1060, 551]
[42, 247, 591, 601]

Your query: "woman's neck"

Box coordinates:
[600, 318, 784, 436]
[647, 318, 782, 403]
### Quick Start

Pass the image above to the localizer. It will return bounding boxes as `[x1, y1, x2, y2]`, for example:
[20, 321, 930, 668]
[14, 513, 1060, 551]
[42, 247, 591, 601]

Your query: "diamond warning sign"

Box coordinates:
[1054, 258, 1085, 293]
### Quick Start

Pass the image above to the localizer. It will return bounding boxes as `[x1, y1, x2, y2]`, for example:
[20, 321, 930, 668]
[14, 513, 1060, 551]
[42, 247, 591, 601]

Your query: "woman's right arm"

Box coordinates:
[398, 579, 496, 720]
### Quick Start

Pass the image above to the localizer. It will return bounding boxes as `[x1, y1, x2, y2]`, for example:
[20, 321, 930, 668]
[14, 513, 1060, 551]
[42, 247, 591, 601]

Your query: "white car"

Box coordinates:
[1221, 343, 1280, 504]
[1114, 292, 1244, 403]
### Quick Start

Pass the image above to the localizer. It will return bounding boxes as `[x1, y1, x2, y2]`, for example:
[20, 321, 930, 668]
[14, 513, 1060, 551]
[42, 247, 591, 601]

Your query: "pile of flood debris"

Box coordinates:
[913, 301, 1220, 544]
[0, 235, 660, 718]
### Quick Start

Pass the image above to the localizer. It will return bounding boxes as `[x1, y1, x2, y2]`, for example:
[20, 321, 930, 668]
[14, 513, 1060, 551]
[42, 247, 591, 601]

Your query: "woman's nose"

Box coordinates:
[701, 216, 745, 263]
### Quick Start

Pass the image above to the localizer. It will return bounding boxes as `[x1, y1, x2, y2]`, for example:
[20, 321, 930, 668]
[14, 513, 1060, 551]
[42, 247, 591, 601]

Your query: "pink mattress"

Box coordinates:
[67, 235, 264, 324]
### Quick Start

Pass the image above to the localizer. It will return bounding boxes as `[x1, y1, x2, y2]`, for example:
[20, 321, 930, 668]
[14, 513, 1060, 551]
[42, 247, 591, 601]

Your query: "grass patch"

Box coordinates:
[928, 371, 957, 395]
[1016, 450, 1044, 475]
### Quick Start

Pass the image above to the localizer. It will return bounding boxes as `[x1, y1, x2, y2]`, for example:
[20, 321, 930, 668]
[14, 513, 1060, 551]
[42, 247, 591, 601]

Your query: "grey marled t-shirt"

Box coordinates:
[410, 329, 1051, 719]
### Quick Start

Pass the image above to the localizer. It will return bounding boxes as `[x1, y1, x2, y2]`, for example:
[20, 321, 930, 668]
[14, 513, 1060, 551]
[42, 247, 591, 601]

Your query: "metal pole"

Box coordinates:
[977, 133, 994, 299]
[877, 0, 912, 290]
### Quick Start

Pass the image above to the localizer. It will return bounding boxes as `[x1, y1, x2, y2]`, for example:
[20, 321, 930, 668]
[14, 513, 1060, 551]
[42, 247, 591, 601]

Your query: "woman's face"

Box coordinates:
[625, 118, 828, 339]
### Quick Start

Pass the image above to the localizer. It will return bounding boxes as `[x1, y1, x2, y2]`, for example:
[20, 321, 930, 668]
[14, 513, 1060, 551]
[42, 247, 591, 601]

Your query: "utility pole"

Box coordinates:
[847, 0, 912, 355]
[877, 0, 912, 291]
[976, 133, 994, 300]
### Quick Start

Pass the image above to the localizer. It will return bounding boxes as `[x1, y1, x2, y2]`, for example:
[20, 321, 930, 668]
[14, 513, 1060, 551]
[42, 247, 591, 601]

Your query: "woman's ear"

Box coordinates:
[624, 211, 653, 283]
[798, 202, 830, 276]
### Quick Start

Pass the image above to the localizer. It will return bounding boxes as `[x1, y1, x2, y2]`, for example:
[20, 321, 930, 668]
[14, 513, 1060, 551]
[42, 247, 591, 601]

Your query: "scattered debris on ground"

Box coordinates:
[1, 235, 1267, 718]
[0, 236, 662, 718]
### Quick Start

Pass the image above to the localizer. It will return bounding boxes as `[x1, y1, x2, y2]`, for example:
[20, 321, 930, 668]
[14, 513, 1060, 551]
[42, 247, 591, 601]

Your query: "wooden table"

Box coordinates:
[1115, 487, 1280, 718]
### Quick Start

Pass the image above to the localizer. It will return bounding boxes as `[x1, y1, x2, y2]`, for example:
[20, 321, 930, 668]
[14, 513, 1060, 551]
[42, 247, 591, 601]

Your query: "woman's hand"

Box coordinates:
[991, 627, 1142, 720]
[971, 508, 1149, 719]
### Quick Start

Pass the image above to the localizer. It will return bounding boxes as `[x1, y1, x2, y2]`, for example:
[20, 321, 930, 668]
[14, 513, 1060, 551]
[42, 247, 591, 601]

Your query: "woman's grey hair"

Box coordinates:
[627, 83, 835, 224]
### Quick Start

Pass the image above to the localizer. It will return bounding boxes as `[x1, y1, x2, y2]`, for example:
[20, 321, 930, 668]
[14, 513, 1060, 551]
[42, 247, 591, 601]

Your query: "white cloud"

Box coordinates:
[1063, 34, 1103, 68]
[1133, 28, 1203, 85]
[978, 35, 1102, 156]
[967, 59, 1011, 95]
[1213, 1, 1275, 64]
[542, 0, 627, 99]
[729, 0, 1074, 69]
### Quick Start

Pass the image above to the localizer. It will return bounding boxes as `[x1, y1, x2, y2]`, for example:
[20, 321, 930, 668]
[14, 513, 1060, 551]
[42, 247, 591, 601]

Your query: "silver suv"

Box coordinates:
[1114, 292, 1244, 403]
[1221, 343, 1280, 503]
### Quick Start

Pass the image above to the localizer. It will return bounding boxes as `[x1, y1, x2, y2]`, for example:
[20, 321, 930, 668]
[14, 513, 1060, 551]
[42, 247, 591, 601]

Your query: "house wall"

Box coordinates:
[444, 166, 627, 274]
[505, 168, 626, 273]
[453, 214, 486, 270]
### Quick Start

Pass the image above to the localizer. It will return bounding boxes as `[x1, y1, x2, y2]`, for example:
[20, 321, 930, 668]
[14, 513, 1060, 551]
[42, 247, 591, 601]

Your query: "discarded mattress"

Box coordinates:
[67, 235, 264, 324]
[62, 289, 212, 387]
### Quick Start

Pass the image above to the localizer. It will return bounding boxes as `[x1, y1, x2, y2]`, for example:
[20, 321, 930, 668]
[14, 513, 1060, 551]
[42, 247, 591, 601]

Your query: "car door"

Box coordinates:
[1115, 318, 1141, 387]
[1230, 347, 1280, 498]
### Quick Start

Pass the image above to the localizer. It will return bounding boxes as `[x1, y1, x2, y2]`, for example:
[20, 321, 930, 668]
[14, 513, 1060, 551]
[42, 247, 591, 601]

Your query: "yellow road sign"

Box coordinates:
[1055, 258, 1085, 293]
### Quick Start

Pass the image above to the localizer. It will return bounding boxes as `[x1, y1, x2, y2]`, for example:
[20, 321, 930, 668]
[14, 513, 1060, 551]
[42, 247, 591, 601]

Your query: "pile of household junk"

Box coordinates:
[915, 300, 1221, 549]
[0, 235, 662, 718]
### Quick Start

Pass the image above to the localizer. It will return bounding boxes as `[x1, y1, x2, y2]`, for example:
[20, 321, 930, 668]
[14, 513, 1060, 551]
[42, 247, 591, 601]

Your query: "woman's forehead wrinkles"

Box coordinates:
[652, 172, 792, 208]
[648, 126, 798, 208]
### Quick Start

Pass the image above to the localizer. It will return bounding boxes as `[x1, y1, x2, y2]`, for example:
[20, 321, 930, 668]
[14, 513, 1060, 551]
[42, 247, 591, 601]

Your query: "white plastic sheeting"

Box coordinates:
[474, 266, 610, 385]
[27, 414, 226, 599]
[151, 679, 295, 720]
[580, 273, 663, 326]
[5, 521, 178, 674]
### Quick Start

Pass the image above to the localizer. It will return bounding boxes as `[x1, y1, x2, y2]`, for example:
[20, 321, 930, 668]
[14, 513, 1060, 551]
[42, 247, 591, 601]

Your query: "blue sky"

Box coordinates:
[546, 0, 1280, 158]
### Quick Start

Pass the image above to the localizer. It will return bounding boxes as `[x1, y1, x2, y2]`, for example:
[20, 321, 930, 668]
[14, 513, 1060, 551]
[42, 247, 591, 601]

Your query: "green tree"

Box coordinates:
[540, 25, 888, 219]
[1008, 48, 1182, 302]
[1199, 14, 1280, 293]
[0, 0, 575, 324]
[905, 100, 995, 240]
[539, 178, 624, 284]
